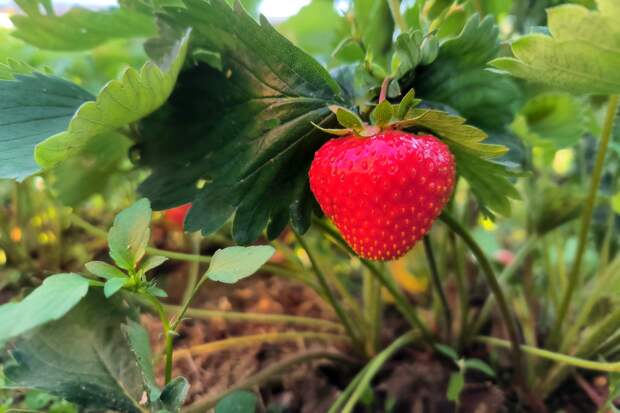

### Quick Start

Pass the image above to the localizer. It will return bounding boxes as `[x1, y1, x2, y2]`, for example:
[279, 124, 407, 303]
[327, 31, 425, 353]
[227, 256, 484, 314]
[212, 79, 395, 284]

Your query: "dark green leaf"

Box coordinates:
[85, 261, 127, 280]
[123, 320, 161, 402]
[0, 72, 93, 180]
[0, 274, 89, 342]
[215, 390, 257, 413]
[104, 278, 127, 298]
[11, 2, 156, 51]
[108, 199, 152, 271]
[464, 359, 496, 378]
[206, 245, 275, 284]
[159, 377, 189, 412]
[406, 15, 521, 131]
[137, 0, 346, 243]
[4, 292, 145, 413]
[530, 183, 584, 235]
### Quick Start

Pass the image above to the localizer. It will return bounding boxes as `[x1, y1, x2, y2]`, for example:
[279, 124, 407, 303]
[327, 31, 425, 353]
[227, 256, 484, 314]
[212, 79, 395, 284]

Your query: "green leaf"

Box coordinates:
[0, 72, 93, 180]
[137, 0, 346, 244]
[123, 320, 161, 402]
[276, 0, 347, 62]
[48, 132, 131, 207]
[464, 359, 496, 378]
[353, 0, 394, 65]
[530, 183, 583, 235]
[140, 256, 169, 273]
[206, 246, 275, 284]
[215, 390, 257, 413]
[402, 108, 519, 216]
[407, 109, 508, 158]
[4, 292, 145, 413]
[85, 261, 127, 280]
[434, 344, 459, 363]
[613, 192, 620, 215]
[331, 105, 364, 131]
[34, 29, 190, 169]
[370, 101, 394, 127]
[146, 286, 168, 298]
[516, 93, 586, 149]
[446, 371, 464, 402]
[490, 1, 620, 95]
[0, 274, 89, 342]
[108, 199, 152, 271]
[104, 278, 127, 298]
[408, 15, 521, 131]
[11, 2, 156, 51]
[159, 377, 189, 412]
[397, 89, 418, 120]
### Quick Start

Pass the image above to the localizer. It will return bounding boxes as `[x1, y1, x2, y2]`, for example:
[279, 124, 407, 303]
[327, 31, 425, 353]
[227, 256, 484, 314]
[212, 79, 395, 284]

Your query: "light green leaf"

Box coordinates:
[277, 0, 347, 62]
[215, 390, 257, 413]
[11, 2, 156, 51]
[34, 29, 190, 168]
[490, 1, 620, 95]
[137, 0, 346, 244]
[353, 0, 394, 65]
[397, 89, 418, 120]
[85, 261, 127, 280]
[446, 371, 465, 402]
[4, 292, 145, 413]
[0, 274, 89, 342]
[159, 377, 189, 412]
[0, 72, 93, 180]
[48, 131, 131, 207]
[330, 106, 364, 130]
[516, 93, 586, 149]
[613, 192, 620, 215]
[147, 286, 168, 298]
[370, 101, 394, 127]
[434, 344, 459, 363]
[408, 109, 508, 159]
[108, 199, 152, 271]
[206, 246, 275, 284]
[123, 320, 161, 402]
[464, 358, 496, 378]
[140, 256, 169, 273]
[104, 278, 127, 298]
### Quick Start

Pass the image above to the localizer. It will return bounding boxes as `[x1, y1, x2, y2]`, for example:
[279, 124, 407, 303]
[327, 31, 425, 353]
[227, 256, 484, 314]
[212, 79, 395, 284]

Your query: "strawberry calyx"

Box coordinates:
[313, 89, 425, 138]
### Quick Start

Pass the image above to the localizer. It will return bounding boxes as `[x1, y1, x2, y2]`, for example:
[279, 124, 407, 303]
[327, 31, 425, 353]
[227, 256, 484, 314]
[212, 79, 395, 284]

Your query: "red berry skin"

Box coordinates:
[164, 203, 191, 229]
[309, 130, 455, 261]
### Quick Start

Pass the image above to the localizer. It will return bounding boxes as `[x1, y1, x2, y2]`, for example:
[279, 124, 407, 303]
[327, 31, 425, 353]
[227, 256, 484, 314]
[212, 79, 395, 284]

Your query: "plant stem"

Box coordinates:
[327, 365, 369, 413]
[468, 236, 538, 340]
[163, 304, 345, 332]
[173, 331, 351, 359]
[450, 232, 469, 350]
[379, 76, 392, 103]
[313, 218, 433, 341]
[182, 351, 353, 413]
[341, 331, 418, 413]
[440, 212, 524, 382]
[387, 0, 408, 32]
[181, 233, 201, 305]
[423, 236, 452, 341]
[477, 336, 620, 373]
[549, 94, 619, 348]
[147, 295, 174, 384]
[293, 230, 363, 347]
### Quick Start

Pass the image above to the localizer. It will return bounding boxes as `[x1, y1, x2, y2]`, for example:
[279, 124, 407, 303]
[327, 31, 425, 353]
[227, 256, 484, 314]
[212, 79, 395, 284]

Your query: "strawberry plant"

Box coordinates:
[0, 0, 620, 411]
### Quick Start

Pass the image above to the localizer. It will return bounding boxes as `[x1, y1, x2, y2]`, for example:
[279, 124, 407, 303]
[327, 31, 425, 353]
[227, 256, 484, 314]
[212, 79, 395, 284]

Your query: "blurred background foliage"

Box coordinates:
[0, 0, 619, 410]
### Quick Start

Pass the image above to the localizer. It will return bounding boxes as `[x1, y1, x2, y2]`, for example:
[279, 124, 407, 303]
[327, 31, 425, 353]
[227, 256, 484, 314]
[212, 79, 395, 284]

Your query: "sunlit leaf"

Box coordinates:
[108, 199, 152, 271]
[206, 245, 275, 284]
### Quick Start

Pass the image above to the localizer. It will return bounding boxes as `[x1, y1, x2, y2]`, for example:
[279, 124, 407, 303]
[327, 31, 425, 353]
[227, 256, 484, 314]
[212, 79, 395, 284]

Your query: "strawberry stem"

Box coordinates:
[378, 76, 392, 103]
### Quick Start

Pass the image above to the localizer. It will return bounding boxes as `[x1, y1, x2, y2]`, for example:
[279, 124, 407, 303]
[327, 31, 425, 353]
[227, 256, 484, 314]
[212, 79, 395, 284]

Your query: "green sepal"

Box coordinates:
[370, 100, 394, 127]
[329, 105, 364, 131]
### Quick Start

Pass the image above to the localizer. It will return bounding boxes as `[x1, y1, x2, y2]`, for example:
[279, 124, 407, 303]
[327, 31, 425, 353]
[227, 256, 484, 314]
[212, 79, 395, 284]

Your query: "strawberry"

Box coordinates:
[309, 130, 455, 261]
[163, 203, 191, 229]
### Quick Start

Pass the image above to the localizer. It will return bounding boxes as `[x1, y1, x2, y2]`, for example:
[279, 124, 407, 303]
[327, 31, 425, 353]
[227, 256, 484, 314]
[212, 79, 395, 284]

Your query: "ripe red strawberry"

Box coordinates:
[309, 130, 455, 261]
[163, 203, 191, 229]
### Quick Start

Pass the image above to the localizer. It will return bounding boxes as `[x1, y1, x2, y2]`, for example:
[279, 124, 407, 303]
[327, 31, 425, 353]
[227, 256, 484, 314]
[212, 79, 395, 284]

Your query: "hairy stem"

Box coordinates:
[549, 95, 619, 348]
